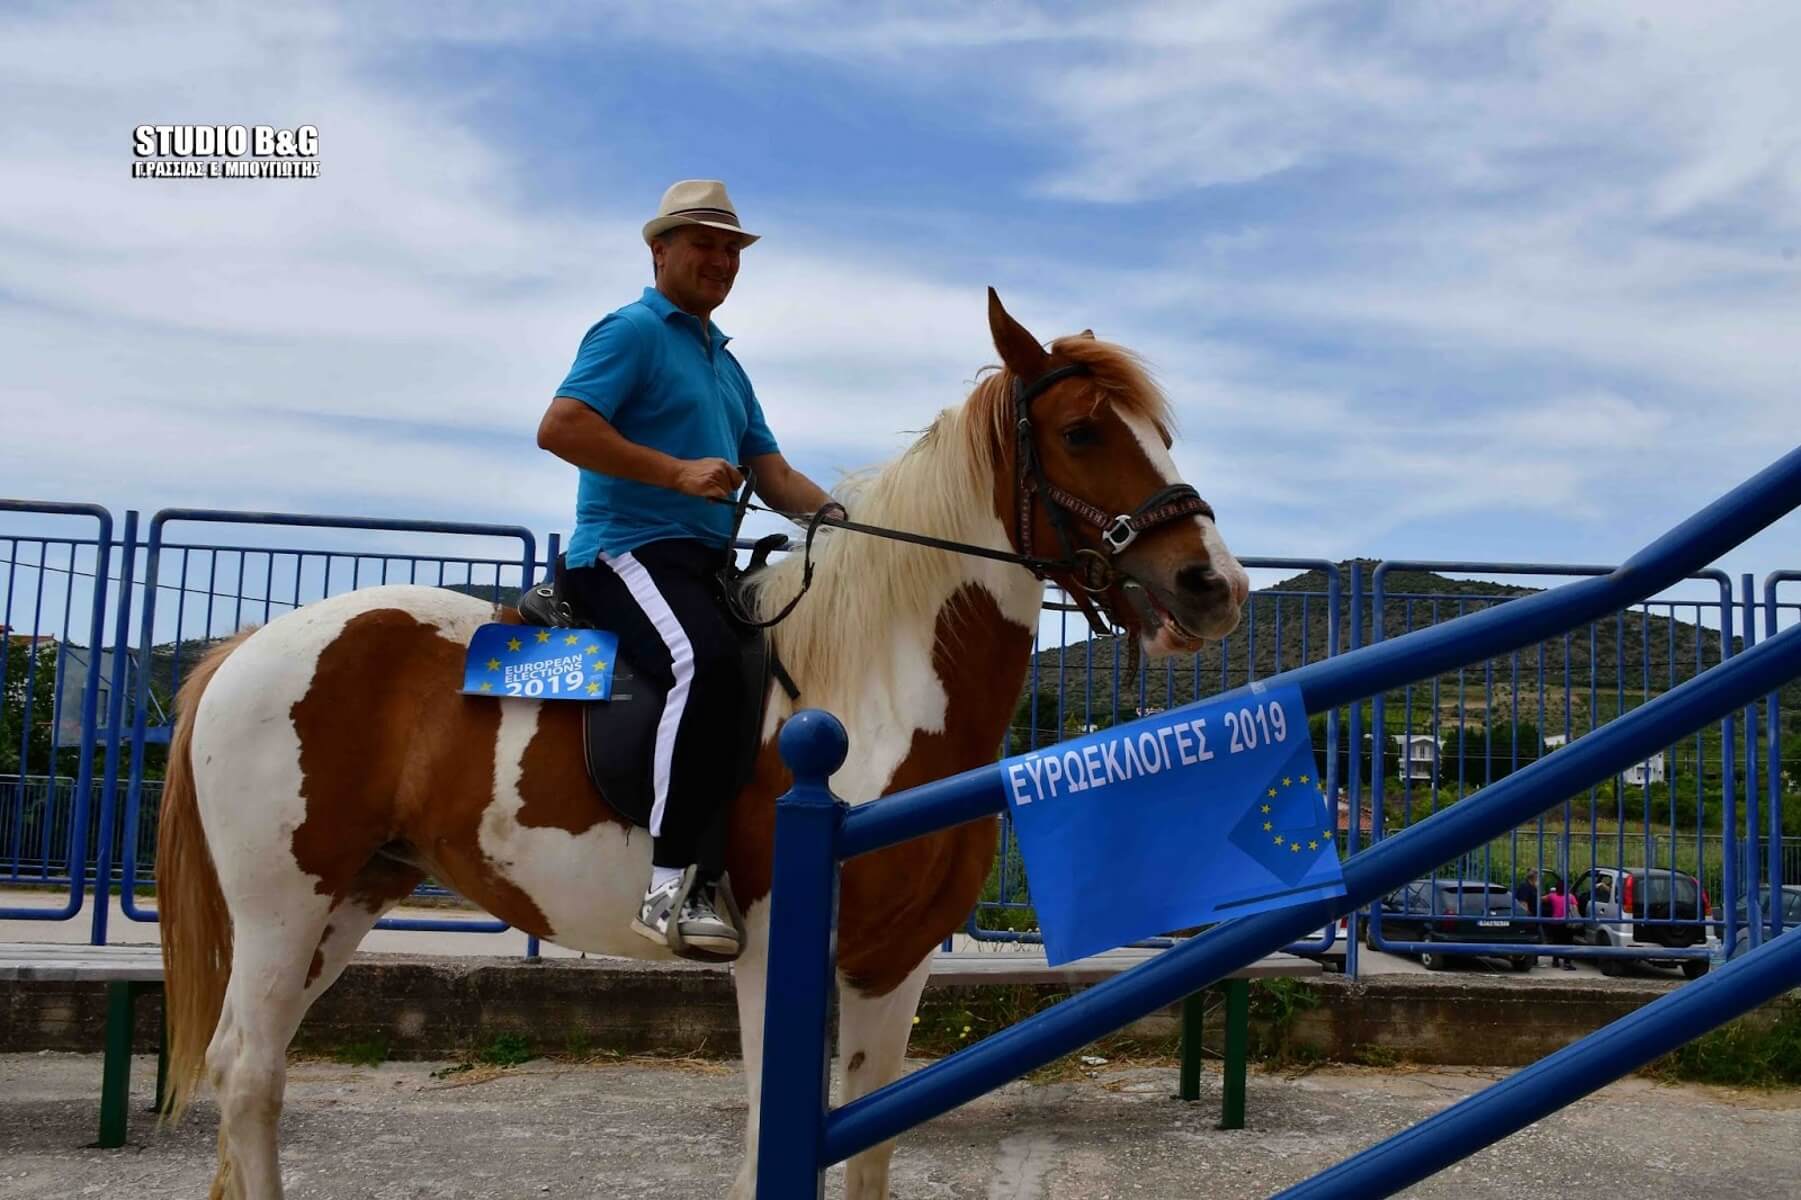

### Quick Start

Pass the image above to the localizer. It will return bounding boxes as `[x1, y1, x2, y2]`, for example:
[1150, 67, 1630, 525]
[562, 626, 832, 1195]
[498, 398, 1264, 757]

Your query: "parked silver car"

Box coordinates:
[1569, 866, 1717, 979]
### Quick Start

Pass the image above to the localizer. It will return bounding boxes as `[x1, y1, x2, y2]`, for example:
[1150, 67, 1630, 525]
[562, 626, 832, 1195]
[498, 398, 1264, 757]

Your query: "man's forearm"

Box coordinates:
[540, 399, 683, 490]
[758, 468, 833, 516]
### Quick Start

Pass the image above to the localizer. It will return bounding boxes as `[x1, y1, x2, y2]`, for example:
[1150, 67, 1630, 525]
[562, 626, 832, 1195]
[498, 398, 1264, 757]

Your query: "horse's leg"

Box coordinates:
[726, 903, 771, 1200]
[205, 891, 332, 1200]
[302, 862, 425, 1006]
[838, 955, 933, 1200]
[207, 859, 420, 1200]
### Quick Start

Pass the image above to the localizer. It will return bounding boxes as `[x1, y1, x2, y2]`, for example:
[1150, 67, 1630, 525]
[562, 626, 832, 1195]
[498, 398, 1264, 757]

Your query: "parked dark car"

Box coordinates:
[1727, 884, 1801, 957]
[1376, 878, 1539, 971]
[1569, 867, 1716, 978]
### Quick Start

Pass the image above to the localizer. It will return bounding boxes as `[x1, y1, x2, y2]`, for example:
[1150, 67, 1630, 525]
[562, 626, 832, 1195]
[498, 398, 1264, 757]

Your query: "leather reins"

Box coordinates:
[720, 361, 1216, 638]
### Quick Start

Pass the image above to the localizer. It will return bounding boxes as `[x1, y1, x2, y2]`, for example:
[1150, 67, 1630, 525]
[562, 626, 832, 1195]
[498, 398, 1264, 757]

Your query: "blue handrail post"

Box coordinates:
[91, 510, 139, 945]
[1764, 573, 1786, 938]
[757, 709, 850, 1200]
[1742, 574, 1763, 949]
[1347, 564, 1365, 979]
[1720, 586, 1740, 958]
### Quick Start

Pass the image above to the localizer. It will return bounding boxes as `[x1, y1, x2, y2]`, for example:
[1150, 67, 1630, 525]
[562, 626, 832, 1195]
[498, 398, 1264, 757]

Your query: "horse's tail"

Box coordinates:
[156, 629, 253, 1123]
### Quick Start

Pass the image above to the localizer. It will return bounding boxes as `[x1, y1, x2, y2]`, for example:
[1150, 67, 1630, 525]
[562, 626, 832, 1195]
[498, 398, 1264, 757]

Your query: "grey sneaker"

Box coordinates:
[632, 876, 742, 958]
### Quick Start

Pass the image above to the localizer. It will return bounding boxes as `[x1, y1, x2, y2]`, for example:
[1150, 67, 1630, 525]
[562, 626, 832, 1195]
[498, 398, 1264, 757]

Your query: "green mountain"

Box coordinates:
[1021, 560, 1799, 734]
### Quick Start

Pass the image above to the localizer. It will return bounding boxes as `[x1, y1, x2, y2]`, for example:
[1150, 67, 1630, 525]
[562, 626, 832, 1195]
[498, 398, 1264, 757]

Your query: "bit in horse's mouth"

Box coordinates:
[1125, 579, 1202, 644]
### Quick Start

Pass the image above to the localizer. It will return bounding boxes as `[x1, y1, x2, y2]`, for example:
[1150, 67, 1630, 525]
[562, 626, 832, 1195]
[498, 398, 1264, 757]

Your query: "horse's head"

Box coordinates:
[987, 289, 1249, 656]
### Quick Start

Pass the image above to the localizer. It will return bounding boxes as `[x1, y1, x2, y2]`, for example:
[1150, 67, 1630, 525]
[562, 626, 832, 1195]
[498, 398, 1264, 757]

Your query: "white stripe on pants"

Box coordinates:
[597, 550, 693, 838]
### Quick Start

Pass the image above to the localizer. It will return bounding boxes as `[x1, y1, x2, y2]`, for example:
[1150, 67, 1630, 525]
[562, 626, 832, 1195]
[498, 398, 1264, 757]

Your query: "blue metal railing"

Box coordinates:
[0, 501, 114, 922]
[754, 444, 1801, 1196]
[972, 558, 1344, 957]
[115, 508, 540, 936]
[1364, 563, 1738, 969]
[1275, 923, 1801, 1198]
[1, 480, 1794, 1032]
[1759, 569, 1801, 947]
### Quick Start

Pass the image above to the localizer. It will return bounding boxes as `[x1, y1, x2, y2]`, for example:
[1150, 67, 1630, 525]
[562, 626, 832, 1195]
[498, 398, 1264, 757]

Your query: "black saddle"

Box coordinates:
[516, 536, 798, 831]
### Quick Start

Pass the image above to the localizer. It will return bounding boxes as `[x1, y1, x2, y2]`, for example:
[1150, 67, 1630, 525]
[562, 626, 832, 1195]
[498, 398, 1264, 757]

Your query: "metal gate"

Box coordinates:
[1362, 562, 1745, 972]
[753, 445, 1801, 1198]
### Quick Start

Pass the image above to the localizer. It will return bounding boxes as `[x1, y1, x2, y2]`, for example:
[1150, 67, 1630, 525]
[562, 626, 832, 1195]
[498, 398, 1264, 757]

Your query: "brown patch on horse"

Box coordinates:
[836, 585, 1027, 995]
[347, 854, 429, 912]
[517, 702, 629, 834]
[728, 585, 1031, 998]
[305, 932, 329, 988]
[724, 737, 790, 913]
[304, 855, 429, 989]
[288, 607, 555, 938]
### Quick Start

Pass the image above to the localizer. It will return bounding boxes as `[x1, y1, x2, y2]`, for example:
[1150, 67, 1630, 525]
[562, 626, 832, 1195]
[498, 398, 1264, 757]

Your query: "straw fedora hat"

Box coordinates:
[641, 180, 760, 246]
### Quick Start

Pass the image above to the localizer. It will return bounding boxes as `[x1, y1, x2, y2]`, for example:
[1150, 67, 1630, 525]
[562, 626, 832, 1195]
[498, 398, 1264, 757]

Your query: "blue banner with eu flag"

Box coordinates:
[461, 624, 619, 701]
[1002, 684, 1344, 965]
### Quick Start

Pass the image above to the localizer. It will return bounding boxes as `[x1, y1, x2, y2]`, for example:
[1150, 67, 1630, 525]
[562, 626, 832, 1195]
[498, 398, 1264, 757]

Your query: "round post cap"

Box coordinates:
[779, 709, 850, 778]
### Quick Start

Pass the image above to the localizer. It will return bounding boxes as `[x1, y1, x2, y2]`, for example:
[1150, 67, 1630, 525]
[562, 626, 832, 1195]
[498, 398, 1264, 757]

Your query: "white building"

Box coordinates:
[1543, 733, 1570, 750]
[1622, 751, 1666, 787]
[1390, 734, 1439, 783]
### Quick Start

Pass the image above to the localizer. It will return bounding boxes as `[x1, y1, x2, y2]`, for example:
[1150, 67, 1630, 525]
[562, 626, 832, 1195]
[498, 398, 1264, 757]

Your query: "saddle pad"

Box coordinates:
[461, 623, 619, 700]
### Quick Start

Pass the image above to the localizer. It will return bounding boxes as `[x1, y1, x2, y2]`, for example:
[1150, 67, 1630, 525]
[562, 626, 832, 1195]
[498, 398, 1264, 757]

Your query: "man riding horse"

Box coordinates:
[536, 180, 833, 959]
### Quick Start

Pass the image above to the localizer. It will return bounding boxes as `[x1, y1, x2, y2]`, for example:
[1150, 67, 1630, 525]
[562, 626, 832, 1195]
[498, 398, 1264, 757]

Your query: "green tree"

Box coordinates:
[1445, 721, 1543, 785]
[1, 638, 62, 777]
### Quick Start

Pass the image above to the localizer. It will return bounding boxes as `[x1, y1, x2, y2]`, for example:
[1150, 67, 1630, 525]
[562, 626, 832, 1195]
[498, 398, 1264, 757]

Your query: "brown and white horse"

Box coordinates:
[156, 292, 1248, 1199]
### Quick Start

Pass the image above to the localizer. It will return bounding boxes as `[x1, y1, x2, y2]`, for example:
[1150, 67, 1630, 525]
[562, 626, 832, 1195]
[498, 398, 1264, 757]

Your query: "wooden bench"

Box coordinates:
[0, 942, 166, 1148]
[930, 948, 1322, 1128]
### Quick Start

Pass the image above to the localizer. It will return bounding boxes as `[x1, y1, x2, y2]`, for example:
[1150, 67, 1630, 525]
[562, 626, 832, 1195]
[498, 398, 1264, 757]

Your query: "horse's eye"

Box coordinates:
[1062, 423, 1099, 448]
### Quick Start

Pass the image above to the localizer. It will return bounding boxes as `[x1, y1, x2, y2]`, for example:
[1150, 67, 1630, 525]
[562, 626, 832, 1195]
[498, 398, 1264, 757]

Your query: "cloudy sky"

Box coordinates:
[4, 0, 1799, 607]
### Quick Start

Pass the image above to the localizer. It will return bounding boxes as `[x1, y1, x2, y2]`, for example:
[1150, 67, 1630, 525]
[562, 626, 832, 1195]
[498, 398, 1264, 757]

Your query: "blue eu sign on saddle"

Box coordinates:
[1003, 684, 1344, 965]
[460, 624, 619, 701]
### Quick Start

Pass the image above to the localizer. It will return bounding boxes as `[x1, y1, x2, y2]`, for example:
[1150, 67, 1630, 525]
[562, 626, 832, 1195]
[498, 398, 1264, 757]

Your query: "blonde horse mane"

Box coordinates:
[752, 334, 1172, 697]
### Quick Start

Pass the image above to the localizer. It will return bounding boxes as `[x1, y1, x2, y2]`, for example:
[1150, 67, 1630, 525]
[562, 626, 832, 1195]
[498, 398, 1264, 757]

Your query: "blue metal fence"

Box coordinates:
[977, 558, 1344, 956]
[1757, 569, 1801, 947]
[1363, 563, 1741, 970]
[753, 445, 1801, 1197]
[0, 502, 115, 922]
[0, 491, 1794, 996]
[108, 508, 544, 941]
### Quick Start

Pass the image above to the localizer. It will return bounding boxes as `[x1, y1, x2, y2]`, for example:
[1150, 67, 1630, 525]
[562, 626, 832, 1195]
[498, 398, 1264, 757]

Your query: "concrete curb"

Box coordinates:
[4, 951, 1752, 1069]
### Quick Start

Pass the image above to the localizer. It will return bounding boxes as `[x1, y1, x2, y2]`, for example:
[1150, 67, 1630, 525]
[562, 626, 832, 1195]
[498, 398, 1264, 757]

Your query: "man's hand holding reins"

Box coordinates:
[670, 457, 744, 500]
[540, 397, 751, 501]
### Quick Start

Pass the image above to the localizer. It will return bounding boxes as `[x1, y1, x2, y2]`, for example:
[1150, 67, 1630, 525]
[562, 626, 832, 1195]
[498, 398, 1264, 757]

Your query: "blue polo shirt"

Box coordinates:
[554, 287, 779, 566]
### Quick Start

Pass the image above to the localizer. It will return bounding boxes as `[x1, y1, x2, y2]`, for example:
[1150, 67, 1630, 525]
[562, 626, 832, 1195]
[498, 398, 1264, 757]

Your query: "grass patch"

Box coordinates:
[910, 984, 1178, 1073]
[1349, 1044, 1402, 1068]
[1648, 1004, 1801, 1088]
[476, 1032, 535, 1067]
[331, 1036, 390, 1067]
[909, 978, 1329, 1075]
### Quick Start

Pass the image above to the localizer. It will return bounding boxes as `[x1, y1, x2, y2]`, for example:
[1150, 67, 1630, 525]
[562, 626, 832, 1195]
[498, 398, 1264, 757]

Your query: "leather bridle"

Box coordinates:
[719, 359, 1218, 639]
[1009, 361, 1215, 635]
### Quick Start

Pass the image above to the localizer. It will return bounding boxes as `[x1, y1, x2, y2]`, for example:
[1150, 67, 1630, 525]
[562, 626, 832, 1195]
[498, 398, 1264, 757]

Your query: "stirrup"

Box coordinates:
[665, 865, 748, 964]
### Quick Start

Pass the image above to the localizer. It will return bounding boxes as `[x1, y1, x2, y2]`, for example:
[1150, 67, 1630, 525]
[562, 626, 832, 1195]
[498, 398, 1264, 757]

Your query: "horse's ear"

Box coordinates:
[1078, 328, 1095, 339]
[987, 287, 1049, 379]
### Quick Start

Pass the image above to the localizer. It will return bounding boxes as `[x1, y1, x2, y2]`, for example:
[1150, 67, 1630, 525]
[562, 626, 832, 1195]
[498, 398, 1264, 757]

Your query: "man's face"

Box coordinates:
[654, 225, 745, 314]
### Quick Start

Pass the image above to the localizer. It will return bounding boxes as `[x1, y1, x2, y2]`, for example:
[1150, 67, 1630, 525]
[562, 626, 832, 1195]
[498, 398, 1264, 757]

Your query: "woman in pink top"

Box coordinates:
[1542, 884, 1576, 969]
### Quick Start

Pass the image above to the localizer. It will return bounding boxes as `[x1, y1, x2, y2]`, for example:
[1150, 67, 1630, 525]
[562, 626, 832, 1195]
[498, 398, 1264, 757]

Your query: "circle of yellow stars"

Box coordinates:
[1259, 772, 1333, 854]
[475, 628, 610, 696]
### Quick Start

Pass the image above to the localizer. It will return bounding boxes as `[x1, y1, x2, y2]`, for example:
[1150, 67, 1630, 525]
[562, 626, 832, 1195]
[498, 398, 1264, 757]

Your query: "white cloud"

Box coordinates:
[2, 0, 1797, 587]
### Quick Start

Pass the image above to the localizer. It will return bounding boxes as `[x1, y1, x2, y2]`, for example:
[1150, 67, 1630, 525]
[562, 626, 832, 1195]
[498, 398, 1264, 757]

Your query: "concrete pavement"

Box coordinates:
[2, 1052, 1795, 1198]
